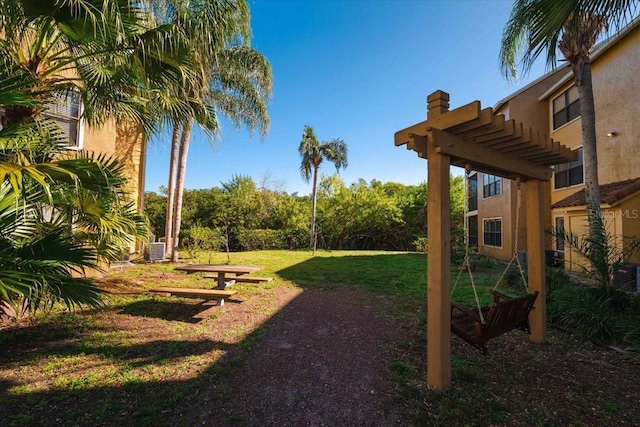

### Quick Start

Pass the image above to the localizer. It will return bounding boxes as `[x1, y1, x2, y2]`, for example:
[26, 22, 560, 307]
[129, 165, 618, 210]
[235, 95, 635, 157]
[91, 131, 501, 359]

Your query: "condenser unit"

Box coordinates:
[613, 263, 639, 292]
[148, 242, 166, 262]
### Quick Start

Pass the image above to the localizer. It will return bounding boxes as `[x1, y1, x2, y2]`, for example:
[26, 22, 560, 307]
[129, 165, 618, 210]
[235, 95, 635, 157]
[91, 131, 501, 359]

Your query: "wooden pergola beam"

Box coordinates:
[394, 100, 481, 146]
[424, 128, 552, 181]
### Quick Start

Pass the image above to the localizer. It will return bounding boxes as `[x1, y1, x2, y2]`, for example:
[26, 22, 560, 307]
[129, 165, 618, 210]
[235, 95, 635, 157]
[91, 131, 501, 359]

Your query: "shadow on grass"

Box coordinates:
[117, 299, 224, 324]
[3, 252, 637, 426]
[0, 252, 430, 426]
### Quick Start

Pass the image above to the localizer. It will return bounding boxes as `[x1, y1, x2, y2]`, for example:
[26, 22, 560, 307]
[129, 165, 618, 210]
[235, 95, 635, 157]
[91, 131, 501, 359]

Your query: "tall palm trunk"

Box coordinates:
[1, 106, 38, 127]
[557, 14, 607, 269]
[574, 60, 602, 241]
[310, 164, 319, 254]
[171, 117, 194, 262]
[164, 122, 181, 256]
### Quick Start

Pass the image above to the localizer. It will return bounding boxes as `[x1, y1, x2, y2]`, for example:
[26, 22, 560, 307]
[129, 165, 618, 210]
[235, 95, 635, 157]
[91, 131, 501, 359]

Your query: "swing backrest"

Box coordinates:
[482, 290, 539, 340]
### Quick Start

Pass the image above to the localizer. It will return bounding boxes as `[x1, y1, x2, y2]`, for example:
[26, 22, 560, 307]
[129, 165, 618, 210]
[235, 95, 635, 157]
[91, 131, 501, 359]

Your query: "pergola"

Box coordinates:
[395, 90, 576, 390]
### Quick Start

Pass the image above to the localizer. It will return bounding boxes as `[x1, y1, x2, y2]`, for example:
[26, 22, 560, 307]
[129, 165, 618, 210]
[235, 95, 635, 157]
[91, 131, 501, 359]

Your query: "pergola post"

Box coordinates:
[426, 91, 452, 390]
[525, 179, 547, 343]
[395, 90, 574, 390]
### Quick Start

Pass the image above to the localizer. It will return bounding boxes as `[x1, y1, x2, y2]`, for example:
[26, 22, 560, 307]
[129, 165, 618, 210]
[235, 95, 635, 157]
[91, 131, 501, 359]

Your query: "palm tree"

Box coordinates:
[298, 125, 348, 254]
[499, 0, 637, 249]
[0, 136, 147, 312]
[0, 0, 183, 312]
[159, 0, 272, 262]
[0, 0, 192, 130]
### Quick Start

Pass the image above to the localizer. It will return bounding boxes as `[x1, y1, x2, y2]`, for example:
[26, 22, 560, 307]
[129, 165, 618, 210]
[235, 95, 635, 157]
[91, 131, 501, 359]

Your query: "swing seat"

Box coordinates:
[451, 290, 539, 354]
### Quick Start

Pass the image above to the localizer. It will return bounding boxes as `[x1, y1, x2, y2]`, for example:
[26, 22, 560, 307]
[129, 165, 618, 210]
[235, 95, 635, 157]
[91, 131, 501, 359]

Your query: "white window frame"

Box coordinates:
[482, 217, 503, 248]
[43, 91, 84, 150]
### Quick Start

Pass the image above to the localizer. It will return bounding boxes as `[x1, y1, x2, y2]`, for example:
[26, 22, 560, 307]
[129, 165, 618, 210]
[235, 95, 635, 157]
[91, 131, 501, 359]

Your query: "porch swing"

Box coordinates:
[450, 171, 539, 354]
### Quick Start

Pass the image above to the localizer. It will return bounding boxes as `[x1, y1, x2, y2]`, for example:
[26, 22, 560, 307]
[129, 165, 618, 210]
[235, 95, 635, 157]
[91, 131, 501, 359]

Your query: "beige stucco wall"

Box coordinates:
[590, 27, 640, 185]
[549, 25, 640, 207]
[458, 25, 640, 266]
[81, 119, 146, 257]
[488, 71, 566, 257]
[80, 119, 145, 213]
[115, 121, 146, 213]
[544, 26, 640, 271]
[497, 70, 569, 136]
[83, 119, 117, 154]
[474, 174, 517, 261]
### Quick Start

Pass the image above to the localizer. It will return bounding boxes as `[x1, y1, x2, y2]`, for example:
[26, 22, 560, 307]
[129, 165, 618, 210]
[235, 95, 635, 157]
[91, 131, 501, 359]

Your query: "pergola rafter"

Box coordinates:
[395, 90, 576, 181]
[395, 90, 576, 391]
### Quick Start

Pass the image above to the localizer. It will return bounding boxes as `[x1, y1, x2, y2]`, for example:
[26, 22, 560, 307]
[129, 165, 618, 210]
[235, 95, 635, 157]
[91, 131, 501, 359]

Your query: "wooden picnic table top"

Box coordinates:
[174, 264, 261, 275]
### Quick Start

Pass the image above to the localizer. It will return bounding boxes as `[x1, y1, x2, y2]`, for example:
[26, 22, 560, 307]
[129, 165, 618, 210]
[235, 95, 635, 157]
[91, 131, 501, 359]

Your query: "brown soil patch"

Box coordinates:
[220, 288, 411, 425]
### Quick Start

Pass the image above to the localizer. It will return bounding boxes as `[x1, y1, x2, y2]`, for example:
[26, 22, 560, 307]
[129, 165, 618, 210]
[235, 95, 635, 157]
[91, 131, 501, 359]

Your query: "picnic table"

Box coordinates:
[174, 264, 262, 289]
[148, 287, 237, 305]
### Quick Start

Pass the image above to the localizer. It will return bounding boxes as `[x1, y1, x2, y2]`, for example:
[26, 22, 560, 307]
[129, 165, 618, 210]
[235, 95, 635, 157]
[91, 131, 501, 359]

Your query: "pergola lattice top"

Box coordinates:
[394, 90, 577, 181]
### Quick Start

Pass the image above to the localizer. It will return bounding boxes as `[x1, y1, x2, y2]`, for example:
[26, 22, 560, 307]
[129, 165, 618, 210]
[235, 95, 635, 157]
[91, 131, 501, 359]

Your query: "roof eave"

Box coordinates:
[539, 16, 640, 101]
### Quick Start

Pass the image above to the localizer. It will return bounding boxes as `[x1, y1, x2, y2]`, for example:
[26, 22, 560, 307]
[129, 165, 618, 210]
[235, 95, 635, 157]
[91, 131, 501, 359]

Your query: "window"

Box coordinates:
[468, 173, 478, 211]
[483, 174, 501, 198]
[468, 215, 478, 247]
[552, 86, 580, 129]
[555, 217, 565, 252]
[554, 147, 583, 189]
[43, 91, 83, 149]
[483, 218, 502, 247]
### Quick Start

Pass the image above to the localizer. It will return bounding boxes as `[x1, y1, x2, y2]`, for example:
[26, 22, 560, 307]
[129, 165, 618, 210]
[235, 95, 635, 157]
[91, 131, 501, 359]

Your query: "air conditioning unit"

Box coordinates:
[613, 263, 639, 292]
[148, 242, 166, 262]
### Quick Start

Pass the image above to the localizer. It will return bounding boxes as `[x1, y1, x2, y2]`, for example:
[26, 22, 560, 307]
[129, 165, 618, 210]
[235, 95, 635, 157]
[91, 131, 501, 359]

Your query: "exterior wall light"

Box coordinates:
[606, 131, 617, 137]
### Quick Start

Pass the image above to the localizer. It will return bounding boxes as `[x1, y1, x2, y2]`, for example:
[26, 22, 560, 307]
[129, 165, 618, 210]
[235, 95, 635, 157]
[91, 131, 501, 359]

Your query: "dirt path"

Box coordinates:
[219, 288, 412, 426]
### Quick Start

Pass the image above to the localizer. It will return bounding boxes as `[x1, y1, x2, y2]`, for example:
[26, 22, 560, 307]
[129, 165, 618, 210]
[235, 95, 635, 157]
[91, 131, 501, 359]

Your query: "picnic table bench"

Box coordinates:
[203, 274, 273, 283]
[149, 287, 237, 306]
[174, 264, 262, 289]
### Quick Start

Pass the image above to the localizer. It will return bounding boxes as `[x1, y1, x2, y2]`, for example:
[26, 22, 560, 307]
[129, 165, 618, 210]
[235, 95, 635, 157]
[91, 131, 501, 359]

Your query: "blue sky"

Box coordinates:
[144, 0, 548, 196]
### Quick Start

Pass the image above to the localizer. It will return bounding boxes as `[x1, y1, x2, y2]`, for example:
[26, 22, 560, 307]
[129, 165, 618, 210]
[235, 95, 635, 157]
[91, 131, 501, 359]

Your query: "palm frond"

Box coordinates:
[499, 0, 639, 81]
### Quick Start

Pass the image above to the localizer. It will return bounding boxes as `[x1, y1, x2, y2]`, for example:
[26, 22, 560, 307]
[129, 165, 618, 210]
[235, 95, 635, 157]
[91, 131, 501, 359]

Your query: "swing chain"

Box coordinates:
[513, 179, 528, 292]
[493, 178, 529, 293]
[452, 167, 485, 323]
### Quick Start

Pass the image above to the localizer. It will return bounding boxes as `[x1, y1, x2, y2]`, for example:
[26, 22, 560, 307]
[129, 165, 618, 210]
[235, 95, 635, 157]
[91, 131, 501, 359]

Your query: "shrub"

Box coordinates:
[237, 229, 288, 250]
[548, 283, 640, 351]
[499, 265, 527, 290]
[413, 236, 427, 253]
[282, 227, 309, 250]
[450, 230, 466, 264]
[181, 225, 222, 259]
[471, 253, 498, 271]
[545, 267, 569, 295]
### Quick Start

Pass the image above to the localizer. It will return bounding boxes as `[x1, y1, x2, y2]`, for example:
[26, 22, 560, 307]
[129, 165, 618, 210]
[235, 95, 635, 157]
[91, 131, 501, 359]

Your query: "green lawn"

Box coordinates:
[1, 250, 638, 426]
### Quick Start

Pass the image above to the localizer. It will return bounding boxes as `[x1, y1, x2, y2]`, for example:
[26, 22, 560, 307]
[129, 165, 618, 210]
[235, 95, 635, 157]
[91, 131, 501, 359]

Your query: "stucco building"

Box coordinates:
[470, 18, 640, 272]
